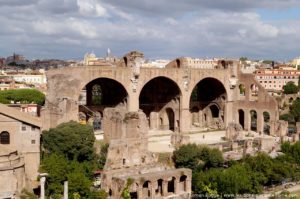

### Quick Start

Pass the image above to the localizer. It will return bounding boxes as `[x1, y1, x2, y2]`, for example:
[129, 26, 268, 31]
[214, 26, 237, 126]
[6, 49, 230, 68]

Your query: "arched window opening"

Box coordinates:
[210, 105, 219, 118]
[250, 110, 257, 132]
[238, 109, 245, 129]
[263, 112, 270, 135]
[167, 177, 175, 193]
[179, 175, 187, 192]
[0, 131, 10, 144]
[250, 84, 259, 101]
[239, 84, 245, 96]
[156, 179, 163, 196]
[176, 59, 180, 68]
[143, 181, 151, 197]
[166, 108, 175, 131]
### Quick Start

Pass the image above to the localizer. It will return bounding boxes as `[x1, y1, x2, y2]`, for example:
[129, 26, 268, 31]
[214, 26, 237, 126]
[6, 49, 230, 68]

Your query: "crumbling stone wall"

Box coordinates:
[101, 108, 192, 199]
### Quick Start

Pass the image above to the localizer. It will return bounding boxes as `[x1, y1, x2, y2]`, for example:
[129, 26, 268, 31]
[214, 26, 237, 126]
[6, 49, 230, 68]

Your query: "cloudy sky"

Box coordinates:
[1, 0, 300, 61]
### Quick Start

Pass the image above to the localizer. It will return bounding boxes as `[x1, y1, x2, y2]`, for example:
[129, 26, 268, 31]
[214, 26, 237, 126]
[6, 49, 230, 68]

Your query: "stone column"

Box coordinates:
[40, 176, 46, 199]
[64, 181, 68, 199]
[127, 92, 139, 112]
[186, 178, 192, 195]
[244, 109, 251, 131]
[198, 110, 203, 127]
[174, 178, 180, 195]
[257, 112, 264, 135]
[224, 101, 234, 128]
[180, 94, 190, 133]
[137, 186, 143, 199]
[162, 180, 168, 197]
[150, 183, 156, 199]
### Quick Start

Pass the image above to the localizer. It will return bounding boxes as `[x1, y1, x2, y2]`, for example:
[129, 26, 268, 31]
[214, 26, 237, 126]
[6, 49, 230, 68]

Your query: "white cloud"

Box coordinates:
[77, 0, 107, 17]
[0, 0, 300, 60]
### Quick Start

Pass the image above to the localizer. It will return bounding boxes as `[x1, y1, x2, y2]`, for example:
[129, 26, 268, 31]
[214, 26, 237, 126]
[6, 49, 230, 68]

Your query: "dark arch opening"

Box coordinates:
[156, 179, 163, 196]
[176, 59, 180, 68]
[85, 78, 127, 106]
[250, 110, 257, 132]
[180, 175, 187, 192]
[190, 78, 226, 104]
[168, 177, 176, 193]
[210, 104, 219, 118]
[190, 78, 226, 129]
[0, 131, 10, 144]
[139, 76, 181, 117]
[124, 57, 128, 67]
[239, 84, 245, 96]
[143, 181, 151, 197]
[238, 109, 245, 129]
[166, 108, 175, 131]
[79, 78, 128, 129]
[263, 111, 270, 135]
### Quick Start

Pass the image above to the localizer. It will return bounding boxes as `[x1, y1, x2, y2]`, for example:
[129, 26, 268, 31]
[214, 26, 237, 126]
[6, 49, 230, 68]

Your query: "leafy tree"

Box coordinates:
[290, 99, 300, 122]
[89, 190, 108, 199]
[239, 57, 248, 62]
[40, 154, 69, 196]
[68, 171, 91, 198]
[0, 89, 45, 105]
[121, 178, 133, 199]
[98, 143, 109, 169]
[281, 142, 291, 153]
[173, 144, 224, 171]
[193, 169, 222, 197]
[283, 82, 299, 94]
[244, 153, 273, 181]
[173, 143, 203, 170]
[262, 60, 274, 65]
[279, 113, 295, 124]
[42, 121, 96, 162]
[200, 147, 224, 168]
[40, 122, 108, 198]
[218, 164, 252, 195]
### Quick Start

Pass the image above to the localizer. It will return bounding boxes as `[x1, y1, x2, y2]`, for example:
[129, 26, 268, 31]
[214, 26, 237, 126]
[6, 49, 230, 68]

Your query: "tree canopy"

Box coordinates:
[41, 121, 108, 198]
[42, 121, 95, 162]
[173, 144, 224, 171]
[0, 89, 45, 105]
[174, 143, 300, 198]
[283, 82, 299, 94]
[290, 99, 300, 122]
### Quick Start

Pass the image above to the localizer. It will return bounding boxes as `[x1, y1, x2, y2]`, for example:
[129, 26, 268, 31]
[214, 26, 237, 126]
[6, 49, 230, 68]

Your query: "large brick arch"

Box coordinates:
[138, 75, 183, 99]
[187, 77, 228, 102]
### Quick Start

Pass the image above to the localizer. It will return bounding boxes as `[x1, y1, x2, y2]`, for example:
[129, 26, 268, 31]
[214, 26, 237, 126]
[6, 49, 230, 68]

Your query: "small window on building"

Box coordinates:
[31, 140, 35, 144]
[22, 124, 26, 131]
[31, 126, 35, 131]
[0, 131, 10, 144]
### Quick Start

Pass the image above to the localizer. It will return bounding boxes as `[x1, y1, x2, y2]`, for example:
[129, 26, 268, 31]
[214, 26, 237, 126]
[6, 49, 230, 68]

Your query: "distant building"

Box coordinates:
[83, 52, 110, 66]
[7, 104, 41, 117]
[6, 53, 25, 62]
[0, 58, 5, 67]
[12, 74, 46, 84]
[0, 76, 15, 90]
[141, 59, 170, 68]
[290, 57, 300, 67]
[181, 57, 218, 69]
[255, 69, 300, 93]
